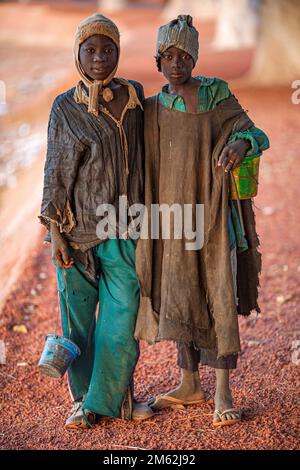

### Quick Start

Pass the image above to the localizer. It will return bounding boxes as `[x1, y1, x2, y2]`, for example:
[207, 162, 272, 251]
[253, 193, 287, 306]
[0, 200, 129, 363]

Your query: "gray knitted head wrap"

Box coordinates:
[156, 15, 199, 65]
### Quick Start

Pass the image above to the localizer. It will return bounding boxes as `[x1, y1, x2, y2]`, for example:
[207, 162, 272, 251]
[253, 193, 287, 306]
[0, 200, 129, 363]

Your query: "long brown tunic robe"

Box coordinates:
[135, 95, 261, 359]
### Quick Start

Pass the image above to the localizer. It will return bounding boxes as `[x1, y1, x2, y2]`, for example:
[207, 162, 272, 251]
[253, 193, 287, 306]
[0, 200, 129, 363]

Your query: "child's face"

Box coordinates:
[160, 46, 194, 86]
[79, 34, 118, 81]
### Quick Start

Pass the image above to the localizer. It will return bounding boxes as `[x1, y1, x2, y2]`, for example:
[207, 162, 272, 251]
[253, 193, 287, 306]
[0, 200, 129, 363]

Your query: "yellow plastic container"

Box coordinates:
[230, 155, 260, 200]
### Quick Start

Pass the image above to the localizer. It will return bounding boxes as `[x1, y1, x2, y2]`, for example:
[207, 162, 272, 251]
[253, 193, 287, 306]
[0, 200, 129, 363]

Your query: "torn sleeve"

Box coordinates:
[38, 102, 84, 234]
[228, 126, 270, 157]
[225, 95, 270, 157]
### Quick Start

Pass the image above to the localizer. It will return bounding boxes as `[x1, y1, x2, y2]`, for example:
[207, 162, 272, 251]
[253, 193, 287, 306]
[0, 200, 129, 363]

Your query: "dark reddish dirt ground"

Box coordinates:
[0, 4, 299, 451]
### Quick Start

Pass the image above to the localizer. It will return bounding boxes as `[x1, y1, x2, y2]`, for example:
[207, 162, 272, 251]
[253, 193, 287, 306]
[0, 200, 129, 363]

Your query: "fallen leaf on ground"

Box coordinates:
[247, 340, 264, 347]
[13, 325, 28, 334]
[276, 295, 293, 304]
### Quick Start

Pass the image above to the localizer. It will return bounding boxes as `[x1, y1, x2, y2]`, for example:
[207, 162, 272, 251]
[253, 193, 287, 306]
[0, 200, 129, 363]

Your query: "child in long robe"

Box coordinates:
[135, 15, 269, 427]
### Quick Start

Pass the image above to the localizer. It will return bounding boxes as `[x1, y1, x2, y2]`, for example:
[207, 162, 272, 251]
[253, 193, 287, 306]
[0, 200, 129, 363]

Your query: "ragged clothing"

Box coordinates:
[39, 76, 145, 418]
[55, 238, 140, 419]
[159, 76, 270, 252]
[39, 79, 144, 252]
[135, 94, 262, 359]
[39, 78, 144, 282]
[40, 12, 146, 422]
[177, 248, 239, 370]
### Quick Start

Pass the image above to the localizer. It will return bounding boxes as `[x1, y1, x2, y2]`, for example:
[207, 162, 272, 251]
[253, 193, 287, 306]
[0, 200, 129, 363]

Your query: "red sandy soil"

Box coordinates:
[0, 3, 299, 450]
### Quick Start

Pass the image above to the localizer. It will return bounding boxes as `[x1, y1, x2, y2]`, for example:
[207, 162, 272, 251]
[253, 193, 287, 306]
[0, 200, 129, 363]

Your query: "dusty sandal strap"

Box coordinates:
[71, 401, 82, 414]
[215, 408, 241, 419]
[82, 408, 95, 428]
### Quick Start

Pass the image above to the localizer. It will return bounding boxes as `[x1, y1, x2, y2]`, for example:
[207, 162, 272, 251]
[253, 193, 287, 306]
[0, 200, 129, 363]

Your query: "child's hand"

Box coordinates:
[50, 222, 74, 269]
[218, 139, 250, 173]
[52, 238, 74, 269]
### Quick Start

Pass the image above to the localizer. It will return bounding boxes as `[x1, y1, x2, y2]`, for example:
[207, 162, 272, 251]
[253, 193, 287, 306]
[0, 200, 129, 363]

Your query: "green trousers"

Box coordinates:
[54, 239, 140, 419]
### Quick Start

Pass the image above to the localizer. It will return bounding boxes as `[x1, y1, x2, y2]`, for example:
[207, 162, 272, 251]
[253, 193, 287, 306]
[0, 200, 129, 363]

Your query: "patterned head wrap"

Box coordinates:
[156, 14, 199, 65]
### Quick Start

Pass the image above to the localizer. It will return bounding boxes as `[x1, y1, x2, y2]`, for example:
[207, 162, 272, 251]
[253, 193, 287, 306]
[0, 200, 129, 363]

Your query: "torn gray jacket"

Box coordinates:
[39, 79, 144, 254]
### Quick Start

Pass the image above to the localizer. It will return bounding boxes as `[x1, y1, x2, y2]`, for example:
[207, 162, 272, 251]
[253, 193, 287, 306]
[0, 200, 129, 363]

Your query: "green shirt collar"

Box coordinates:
[160, 76, 216, 107]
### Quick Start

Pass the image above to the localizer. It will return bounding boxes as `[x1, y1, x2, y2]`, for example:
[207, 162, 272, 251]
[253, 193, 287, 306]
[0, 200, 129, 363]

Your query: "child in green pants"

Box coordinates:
[39, 13, 152, 429]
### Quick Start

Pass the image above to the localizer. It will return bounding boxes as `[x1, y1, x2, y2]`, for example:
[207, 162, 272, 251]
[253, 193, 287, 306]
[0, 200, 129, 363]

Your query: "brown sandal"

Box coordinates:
[213, 408, 241, 428]
[149, 394, 206, 411]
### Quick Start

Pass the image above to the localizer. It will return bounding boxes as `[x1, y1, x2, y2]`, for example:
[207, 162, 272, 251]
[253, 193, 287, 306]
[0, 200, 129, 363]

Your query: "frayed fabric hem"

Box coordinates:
[134, 296, 159, 344]
[38, 200, 77, 234]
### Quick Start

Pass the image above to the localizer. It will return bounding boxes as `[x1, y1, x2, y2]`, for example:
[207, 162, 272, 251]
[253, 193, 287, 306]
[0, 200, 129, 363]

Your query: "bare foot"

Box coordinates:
[213, 389, 241, 427]
[150, 370, 206, 410]
[162, 383, 206, 403]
